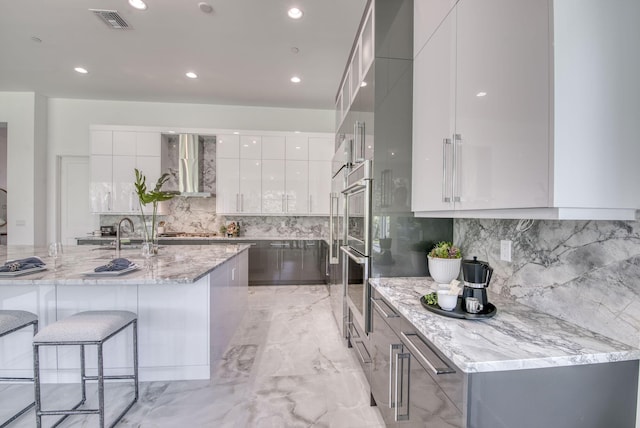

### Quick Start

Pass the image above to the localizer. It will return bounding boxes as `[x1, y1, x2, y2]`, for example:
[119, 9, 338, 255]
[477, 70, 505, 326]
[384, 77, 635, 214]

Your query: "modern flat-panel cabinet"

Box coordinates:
[412, 0, 640, 220]
[412, 0, 548, 213]
[218, 132, 333, 215]
[262, 159, 286, 214]
[285, 160, 309, 214]
[90, 130, 161, 214]
[308, 161, 331, 214]
[239, 158, 262, 213]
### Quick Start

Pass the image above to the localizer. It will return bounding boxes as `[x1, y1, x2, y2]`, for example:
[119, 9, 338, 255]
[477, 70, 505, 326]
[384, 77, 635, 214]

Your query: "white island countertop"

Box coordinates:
[370, 277, 640, 373]
[0, 244, 251, 285]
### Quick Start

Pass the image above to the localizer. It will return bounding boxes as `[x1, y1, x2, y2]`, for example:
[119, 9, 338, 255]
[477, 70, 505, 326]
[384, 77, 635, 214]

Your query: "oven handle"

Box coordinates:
[340, 246, 366, 264]
[342, 179, 368, 195]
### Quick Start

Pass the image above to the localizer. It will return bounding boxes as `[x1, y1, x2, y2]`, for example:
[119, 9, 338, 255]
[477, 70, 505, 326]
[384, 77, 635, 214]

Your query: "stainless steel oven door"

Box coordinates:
[343, 160, 372, 257]
[341, 245, 370, 334]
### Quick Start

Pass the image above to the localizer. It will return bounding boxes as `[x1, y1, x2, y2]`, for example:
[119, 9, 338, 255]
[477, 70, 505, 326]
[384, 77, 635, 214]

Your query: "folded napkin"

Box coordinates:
[0, 256, 46, 272]
[94, 258, 133, 272]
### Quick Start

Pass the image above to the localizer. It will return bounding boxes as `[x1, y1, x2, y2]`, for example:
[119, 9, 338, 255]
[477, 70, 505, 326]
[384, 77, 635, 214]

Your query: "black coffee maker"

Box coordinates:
[461, 257, 493, 313]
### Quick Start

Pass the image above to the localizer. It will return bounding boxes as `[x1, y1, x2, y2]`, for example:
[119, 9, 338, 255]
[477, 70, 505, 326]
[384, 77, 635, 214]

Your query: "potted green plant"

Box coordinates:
[134, 169, 175, 253]
[427, 241, 462, 284]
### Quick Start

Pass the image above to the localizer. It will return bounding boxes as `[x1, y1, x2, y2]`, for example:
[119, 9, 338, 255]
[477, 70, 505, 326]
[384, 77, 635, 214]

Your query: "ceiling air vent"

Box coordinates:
[90, 9, 131, 30]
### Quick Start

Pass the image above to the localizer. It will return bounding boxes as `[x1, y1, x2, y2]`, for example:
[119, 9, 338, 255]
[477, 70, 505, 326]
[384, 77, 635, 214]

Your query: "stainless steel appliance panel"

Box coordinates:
[341, 245, 370, 334]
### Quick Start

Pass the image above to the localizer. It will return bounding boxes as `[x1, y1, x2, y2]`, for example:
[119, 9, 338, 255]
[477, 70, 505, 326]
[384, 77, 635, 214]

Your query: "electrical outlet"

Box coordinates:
[500, 240, 512, 262]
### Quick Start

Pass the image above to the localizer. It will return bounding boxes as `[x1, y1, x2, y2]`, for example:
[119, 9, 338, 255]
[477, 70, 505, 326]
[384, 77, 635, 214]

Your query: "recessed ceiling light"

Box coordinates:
[360, 81, 367, 87]
[128, 0, 147, 10]
[476, 91, 487, 97]
[31, 36, 42, 43]
[233, 132, 240, 135]
[186, 72, 198, 79]
[288, 7, 303, 19]
[291, 47, 300, 54]
[74, 67, 88, 74]
[290, 76, 301, 83]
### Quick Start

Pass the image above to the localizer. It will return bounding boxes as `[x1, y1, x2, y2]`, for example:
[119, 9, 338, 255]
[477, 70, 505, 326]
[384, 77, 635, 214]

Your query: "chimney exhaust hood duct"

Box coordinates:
[161, 134, 214, 197]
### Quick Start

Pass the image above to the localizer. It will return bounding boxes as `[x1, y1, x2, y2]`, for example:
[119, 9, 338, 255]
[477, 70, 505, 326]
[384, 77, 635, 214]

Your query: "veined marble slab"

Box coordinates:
[0, 244, 250, 285]
[370, 277, 640, 373]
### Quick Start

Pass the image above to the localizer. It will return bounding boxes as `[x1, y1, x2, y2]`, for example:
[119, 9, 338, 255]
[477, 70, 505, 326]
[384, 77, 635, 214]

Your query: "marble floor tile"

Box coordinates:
[2, 285, 385, 427]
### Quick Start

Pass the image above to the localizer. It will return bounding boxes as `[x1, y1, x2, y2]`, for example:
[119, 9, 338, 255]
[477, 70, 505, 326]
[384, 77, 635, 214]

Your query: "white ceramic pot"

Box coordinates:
[427, 256, 461, 284]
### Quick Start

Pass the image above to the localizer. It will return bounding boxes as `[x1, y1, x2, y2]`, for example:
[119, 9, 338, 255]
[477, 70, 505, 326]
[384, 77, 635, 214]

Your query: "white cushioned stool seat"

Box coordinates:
[0, 310, 38, 336]
[34, 310, 137, 343]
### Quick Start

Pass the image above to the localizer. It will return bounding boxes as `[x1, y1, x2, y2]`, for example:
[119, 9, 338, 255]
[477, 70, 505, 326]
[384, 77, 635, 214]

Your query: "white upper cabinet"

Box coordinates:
[90, 129, 161, 214]
[414, 0, 457, 56]
[412, 10, 456, 212]
[285, 136, 309, 160]
[90, 130, 112, 155]
[240, 136, 262, 159]
[262, 159, 286, 214]
[216, 134, 240, 158]
[412, 0, 640, 220]
[239, 159, 262, 213]
[113, 131, 136, 156]
[261, 136, 285, 159]
[217, 159, 240, 214]
[308, 161, 331, 214]
[285, 160, 309, 214]
[360, 5, 374, 78]
[136, 132, 162, 157]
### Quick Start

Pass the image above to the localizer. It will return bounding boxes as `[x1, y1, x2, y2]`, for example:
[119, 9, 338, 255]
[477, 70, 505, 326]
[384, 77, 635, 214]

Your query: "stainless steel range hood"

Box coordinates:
[161, 133, 215, 197]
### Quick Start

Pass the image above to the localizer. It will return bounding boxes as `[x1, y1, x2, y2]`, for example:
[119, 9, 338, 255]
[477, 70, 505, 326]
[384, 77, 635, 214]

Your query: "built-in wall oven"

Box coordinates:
[341, 160, 372, 334]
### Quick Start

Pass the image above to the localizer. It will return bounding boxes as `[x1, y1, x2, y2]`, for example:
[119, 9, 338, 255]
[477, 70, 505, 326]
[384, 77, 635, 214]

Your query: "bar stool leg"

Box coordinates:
[33, 343, 42, 428]
[97, 343, 105, 428]
[133, 320, 139, 401]
[80, 344, 87, 404]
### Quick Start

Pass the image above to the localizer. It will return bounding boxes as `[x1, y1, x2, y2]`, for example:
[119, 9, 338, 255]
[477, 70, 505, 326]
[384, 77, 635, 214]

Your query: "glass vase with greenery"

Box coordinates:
[134, 169, 174, 252]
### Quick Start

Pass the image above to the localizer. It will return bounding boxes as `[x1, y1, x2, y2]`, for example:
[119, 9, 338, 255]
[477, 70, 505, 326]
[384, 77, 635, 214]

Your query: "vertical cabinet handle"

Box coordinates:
[241, 193, 244, 212]
[281, 194, 285, 213]
[394, 352, 410, 422]
[107, 191, 112, 211]
[235, 194, 239, 212]
[453, 134, 462, 203]
[442, 138, 452, 203]
[309, 195, 312, 213]
[329, 194, 335, 262]
[354, 121, 366, 162]
[389, 343, 403, 410]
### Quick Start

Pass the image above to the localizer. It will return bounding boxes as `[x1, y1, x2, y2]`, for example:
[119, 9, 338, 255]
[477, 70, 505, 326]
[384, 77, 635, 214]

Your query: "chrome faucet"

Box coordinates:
[116, 217, 135, 251]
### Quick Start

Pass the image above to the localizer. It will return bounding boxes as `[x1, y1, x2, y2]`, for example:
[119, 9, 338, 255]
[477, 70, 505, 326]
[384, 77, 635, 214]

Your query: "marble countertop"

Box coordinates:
[77, 236, 325, 242]
[0, 244, 250, 285]
[370, 277, 640, 373]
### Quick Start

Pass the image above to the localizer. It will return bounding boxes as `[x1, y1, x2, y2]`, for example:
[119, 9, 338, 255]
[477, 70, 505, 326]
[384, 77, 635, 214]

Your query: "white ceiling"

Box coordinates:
[0, 0, 367, 110]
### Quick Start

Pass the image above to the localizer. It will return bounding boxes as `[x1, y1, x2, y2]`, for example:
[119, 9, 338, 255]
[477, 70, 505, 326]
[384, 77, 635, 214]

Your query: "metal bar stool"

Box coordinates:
[33, 311, 138, 428]
[0, 310, 38, 428]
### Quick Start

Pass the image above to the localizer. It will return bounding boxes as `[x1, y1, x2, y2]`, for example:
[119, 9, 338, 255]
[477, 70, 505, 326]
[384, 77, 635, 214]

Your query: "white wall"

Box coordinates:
[0, 92, 47, 245]
[46, 98, 335, 242]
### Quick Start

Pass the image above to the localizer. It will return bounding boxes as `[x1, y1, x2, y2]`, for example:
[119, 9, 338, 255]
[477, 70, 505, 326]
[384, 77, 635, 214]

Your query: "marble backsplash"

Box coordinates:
[101, 196, 328, 238]
[454, 219, 640, 348]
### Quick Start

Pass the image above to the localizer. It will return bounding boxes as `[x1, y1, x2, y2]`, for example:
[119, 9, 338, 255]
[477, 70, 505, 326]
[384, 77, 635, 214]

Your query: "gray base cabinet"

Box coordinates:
[369, 288, 639, 428]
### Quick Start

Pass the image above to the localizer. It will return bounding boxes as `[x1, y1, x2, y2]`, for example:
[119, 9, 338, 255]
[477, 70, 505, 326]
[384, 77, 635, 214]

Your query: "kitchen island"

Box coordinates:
[369, 277, 640, 427]
[0, 244, 250, 382]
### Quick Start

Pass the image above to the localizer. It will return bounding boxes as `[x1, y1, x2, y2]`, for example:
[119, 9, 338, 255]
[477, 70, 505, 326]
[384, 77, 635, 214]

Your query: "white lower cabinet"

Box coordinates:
[0, 252, 249, 382]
